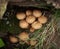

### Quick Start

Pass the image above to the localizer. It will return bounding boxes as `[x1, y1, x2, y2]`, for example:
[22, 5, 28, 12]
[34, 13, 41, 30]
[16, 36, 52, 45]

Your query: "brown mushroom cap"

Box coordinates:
[30, 27, 35, 32]
[33, 10, 42, 17]
[38, 16, 47, 24]
[18, 32, 29, 41]
[19, 20, 29, 29]
[16, 13, 26, 20]
[9, 36, 18, 43]
[30, 40, 37, 46]
[31, 21, 42, 29]
[26, 10, 32, 16]
[26, 15, 36, 24]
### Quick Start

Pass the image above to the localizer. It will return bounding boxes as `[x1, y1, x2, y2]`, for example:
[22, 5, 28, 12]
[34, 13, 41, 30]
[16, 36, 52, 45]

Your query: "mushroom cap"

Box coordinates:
[26, 10, 32, 16]
[16, 13, 26, 20]
[31, 21, 42, 29]
[9, 36, 18, 43]
[18, 32, 29, 41]
[19, 20, 29, 29]
[30, 27, 35, 32]
[38, 16, 47, 24]
[26, 15, 36, 24]
[33, 10, 42, 17]
[30, 40, 37, 46]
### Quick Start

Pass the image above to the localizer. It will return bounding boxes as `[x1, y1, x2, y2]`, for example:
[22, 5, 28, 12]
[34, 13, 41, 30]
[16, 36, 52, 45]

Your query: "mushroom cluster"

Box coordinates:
[16, 10, 48, 32]
[11, 9, 48, 45]
[9, 32, 37, 46]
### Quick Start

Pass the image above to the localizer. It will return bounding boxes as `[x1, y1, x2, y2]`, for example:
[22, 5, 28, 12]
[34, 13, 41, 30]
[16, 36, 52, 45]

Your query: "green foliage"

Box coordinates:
[0, 38, 5, 48]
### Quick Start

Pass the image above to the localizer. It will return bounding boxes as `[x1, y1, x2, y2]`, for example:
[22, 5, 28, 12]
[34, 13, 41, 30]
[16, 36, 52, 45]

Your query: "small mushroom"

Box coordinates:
[26, 15, 36, 24]
[30, 40, 37, 46]
[33, 10, 42, 17]
[38, 16, 47, 24]
[9, 36, 18, 43]
[19, 20, 29, 29]
[31, 21, 42, 29]
[18, 32, 29, 41]
[16, 13, 26, 20]
[26, 10, 32, 16]
[30, 27, 35, 32]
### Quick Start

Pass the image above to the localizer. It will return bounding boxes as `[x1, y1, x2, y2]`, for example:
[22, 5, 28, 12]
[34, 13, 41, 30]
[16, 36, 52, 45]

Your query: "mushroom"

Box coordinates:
[26, 15, 36, 24]
[30, 40, 37, 46]
[18, 32, 29, 41]
[30, 27, 35, 32]
[31, 21, 42, 29]
[16, 12, 26, 20]
[9, 36, 18, 43]
[19, 20, 29, 29]
[38, 16, 47, 24]
[33, 10, 42, 17]
[26, 10, 32, 16]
